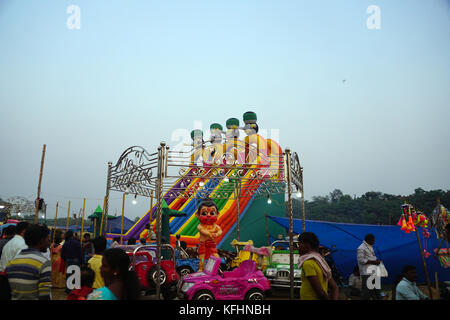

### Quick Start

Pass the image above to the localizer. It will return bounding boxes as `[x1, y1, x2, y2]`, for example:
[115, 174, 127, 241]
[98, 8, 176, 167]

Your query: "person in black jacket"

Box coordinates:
[61, 230, 82, 293]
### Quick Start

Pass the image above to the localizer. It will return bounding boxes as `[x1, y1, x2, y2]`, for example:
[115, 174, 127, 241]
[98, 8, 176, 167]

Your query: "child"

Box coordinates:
[88, 236, 107, 289]
[67, 267, 95, 300]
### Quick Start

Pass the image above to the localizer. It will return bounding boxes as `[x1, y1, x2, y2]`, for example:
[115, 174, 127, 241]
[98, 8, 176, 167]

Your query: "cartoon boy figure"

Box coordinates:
[196, 199, 222, 271]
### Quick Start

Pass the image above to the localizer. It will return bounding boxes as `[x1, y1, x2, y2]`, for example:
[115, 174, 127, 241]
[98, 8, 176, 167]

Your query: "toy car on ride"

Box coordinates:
[125, 244, 179, 299]
[264, 240, 302, 290]
[178, 256, 271, 300]
[174, 235, 228, 276]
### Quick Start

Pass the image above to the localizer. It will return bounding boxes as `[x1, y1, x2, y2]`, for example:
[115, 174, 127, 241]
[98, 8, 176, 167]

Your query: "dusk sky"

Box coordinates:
[1, 0, 449, 220]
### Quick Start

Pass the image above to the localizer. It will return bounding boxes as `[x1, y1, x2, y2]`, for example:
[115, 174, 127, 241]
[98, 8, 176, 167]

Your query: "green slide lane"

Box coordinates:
[179, 171, 237, 236]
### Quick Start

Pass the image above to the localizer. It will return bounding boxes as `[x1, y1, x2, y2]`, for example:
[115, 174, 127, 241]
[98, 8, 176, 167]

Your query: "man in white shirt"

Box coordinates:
[396, 265, 428, 300]
[0, 222, 29, 272]
[357, 234, 382, 300]
[0, 222, 29, 300]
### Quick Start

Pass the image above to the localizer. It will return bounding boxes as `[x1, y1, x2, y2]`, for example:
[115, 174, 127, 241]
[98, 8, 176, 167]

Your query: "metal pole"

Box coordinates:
[415, 228, 434, 299]
[155, 142, 166, 299]
[34, 144, 46, 224]
[264, 212, 270, 246]
[66, 200, 71, 231]
[120, 193, 125, 245]
[236, 179, 240, 242]
[285, 148, 295, 300]
[53, 202, 59, 243]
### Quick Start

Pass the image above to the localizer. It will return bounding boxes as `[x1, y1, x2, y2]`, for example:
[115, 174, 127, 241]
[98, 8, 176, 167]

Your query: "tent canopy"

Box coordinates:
[268, 216, 450, 285]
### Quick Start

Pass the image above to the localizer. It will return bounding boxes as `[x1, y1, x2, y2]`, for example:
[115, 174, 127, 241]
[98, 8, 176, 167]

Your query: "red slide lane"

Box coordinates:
[215, 178, 261, 244]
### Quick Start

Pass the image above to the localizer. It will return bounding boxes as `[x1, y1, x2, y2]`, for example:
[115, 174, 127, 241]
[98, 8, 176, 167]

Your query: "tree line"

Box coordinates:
[290, 188, 450, 225]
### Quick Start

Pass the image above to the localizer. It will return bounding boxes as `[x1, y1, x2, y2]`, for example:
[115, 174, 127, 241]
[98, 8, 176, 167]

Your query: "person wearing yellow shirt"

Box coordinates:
[297, 232, 339, 300]
[139, 224, 154, 244]
[88, 236, 107, 289]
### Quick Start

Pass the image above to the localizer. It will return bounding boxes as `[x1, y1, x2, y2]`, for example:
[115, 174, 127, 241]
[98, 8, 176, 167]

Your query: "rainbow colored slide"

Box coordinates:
[107, 135, 283, 249]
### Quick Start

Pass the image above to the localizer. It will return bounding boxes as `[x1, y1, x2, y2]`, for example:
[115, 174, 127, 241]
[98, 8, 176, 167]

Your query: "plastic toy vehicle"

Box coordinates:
[126, 244, 179, 299]
[229, 239, 260, 269]
[174, 235, 227, 276]
[264, 240, 301, 289]
[178, 256, 271, 300]
[242, 243, 270, 271]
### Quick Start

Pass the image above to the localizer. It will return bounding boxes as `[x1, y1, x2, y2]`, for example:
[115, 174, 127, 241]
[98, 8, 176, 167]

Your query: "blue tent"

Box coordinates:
[268, 216, 450, 285]
[99, 216, 135, 235]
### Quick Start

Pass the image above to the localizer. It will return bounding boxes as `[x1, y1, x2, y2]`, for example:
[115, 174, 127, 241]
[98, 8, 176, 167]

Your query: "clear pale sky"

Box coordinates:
[1, 0, 449, 220]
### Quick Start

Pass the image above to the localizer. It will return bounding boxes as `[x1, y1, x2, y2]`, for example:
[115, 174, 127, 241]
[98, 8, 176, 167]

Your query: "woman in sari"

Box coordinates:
[51, 234, 66, 288]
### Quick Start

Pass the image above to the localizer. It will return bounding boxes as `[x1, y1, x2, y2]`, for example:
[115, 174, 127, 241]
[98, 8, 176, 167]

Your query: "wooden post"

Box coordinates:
[415, 228, 434, 299]
[52, 202, 59, 243]
[66, 200, 71, 231]
[120, 193, 125, 245]
[34, 144, 46, 224]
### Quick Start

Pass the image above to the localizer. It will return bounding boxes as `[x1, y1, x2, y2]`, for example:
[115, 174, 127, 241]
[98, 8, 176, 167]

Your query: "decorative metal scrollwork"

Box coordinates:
[109, 146, 158, 197]
[289, 152, 303, 192]
[108, 140, 298, 201]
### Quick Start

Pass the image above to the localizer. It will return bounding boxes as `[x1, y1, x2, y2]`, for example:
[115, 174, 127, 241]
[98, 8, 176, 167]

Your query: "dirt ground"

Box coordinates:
[51, 288, 68, 300]
[51, 285, 440, 301]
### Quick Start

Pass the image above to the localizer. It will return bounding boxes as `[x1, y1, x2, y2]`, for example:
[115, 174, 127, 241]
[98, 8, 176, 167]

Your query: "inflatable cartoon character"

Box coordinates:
[196, 199, 222, 271]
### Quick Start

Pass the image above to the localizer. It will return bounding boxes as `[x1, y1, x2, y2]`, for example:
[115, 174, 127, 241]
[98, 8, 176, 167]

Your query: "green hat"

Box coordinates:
[243, 111, 257, 124]
[191, 129, 203, 140]
[210, 123, 223, 131]
[226, 118, 240, 129]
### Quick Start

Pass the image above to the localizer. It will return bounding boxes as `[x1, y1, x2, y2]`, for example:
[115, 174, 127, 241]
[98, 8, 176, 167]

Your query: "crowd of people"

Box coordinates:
[0, 222, 141, 300]
[0, 220, 449, 301]
[297, 222, 450, 300]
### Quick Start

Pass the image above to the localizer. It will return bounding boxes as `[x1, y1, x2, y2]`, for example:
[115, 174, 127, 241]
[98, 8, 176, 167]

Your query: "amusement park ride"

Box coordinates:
[99, 111, 305, 299]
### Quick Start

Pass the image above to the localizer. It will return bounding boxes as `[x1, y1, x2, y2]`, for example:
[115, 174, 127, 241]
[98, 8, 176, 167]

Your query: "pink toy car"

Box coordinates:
[178, 256, 271, 300]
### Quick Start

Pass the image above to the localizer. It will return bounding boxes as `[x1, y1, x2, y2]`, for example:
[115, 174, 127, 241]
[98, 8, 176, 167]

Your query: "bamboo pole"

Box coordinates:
[149, 190, 154, 243]
[415, 227, 434, 299]
[66, 200, 71, 231]
[52, 202, 59, 243]
[120, 193, 126, 245]
[34, 144, 46, 224]
[103, 162, 112, 237]
[100, 196, 106, 236]
[80, 198, 86, 244]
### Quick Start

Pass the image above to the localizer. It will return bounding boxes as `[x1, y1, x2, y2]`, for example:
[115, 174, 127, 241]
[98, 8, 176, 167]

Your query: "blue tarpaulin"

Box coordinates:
[268, 216, 450, 285]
